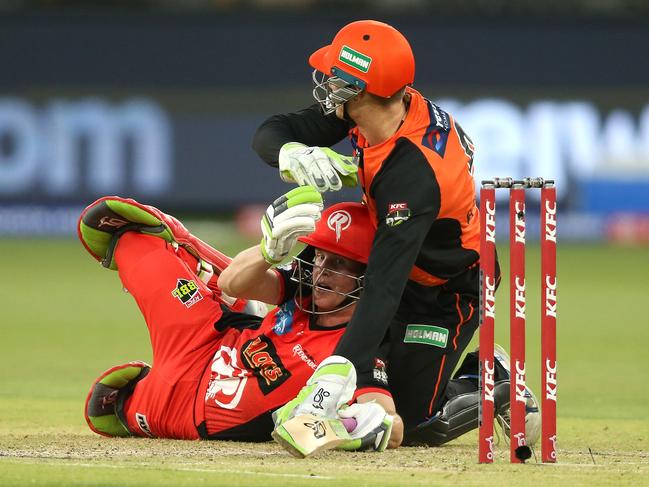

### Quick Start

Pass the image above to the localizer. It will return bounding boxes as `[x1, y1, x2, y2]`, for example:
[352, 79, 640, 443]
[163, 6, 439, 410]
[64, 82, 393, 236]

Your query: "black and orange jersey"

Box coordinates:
[352, 87, 479, 285]
[253, 88, 480, 375]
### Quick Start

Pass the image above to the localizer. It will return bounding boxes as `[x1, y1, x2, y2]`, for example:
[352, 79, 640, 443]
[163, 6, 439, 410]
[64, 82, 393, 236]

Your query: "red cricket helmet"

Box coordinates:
[293, 202, 375, 315]
[299, 201, 375, 264]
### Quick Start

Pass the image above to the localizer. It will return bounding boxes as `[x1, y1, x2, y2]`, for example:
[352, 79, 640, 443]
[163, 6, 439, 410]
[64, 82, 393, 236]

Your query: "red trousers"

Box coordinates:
[117, 233, 223, 439]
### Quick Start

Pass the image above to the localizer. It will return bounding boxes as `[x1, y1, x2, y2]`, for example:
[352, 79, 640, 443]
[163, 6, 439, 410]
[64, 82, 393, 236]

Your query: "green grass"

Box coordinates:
[1, 231, 648, 486]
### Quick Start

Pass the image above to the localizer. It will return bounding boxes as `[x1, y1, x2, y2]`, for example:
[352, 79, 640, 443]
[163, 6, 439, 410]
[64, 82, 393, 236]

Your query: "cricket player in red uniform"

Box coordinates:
[79, 188, 402, 453]
[253, 20, 540, 448]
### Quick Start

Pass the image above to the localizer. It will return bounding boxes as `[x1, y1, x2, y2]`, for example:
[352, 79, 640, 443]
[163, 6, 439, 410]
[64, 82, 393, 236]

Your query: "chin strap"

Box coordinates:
[342, 103, 356, 124]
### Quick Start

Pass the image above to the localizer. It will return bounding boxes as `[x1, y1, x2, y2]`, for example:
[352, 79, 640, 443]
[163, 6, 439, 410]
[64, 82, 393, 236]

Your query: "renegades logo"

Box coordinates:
[242, 336, 291, 395]
[327, 210, 352, 242]
[386, 203, 411, 227]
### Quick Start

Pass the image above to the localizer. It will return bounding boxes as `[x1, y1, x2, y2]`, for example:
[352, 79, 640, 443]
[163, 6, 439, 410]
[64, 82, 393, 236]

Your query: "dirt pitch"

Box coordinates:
[2, 423, 648, 487]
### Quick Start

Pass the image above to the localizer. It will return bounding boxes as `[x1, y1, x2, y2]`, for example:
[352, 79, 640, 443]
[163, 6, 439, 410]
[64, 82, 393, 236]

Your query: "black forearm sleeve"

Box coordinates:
[252, 103, 350, 167]
[334, 212, 436, 371]
[334, 139, 441, 373]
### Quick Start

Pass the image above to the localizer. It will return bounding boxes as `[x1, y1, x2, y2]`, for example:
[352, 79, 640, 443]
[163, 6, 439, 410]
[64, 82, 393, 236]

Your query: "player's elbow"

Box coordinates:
[251, 121, 281, 167]
[217, 268, 238, 297]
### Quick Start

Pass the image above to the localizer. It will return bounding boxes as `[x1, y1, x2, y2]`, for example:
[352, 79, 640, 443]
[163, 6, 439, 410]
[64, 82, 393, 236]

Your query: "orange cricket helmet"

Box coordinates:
[309, 20, 415, 112]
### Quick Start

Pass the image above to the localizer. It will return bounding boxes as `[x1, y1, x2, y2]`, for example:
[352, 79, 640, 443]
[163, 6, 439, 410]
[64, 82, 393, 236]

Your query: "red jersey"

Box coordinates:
[198, 302, 346, 438]
[117, 233, 351, 441]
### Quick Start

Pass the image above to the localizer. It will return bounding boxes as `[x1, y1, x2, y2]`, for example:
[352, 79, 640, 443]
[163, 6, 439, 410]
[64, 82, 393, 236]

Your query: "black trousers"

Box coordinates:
[386, 280, 479, 433]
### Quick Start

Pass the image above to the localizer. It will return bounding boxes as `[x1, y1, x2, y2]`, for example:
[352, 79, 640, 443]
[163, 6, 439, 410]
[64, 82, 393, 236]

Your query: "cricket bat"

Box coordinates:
[271, 413, 352, 458]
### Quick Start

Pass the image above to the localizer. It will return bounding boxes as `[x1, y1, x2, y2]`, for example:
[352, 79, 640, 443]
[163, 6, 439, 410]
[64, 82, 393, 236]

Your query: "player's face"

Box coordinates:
[335, 91, 364, 121]
[311, 249, 364, 312]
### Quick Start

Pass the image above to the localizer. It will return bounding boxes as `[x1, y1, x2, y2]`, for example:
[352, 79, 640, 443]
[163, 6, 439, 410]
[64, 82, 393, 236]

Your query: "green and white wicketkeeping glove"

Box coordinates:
[273, 355, 357, 427]
[336, 402, 393, 452]
[260, 186, 323, 265]
[271, 356, 358, 458]
[279, 142, 358, 193]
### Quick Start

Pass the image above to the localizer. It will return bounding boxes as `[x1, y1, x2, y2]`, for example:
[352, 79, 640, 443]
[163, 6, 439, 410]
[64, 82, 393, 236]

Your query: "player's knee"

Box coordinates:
[85, 361, 150, 438]
[402, 381, 509, 447]
[115, 232, 167, 266]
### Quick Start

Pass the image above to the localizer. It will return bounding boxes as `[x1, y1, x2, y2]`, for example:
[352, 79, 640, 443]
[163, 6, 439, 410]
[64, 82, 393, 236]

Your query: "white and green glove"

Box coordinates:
[260, 186, 323, 265]
[278, 142, 358, 193]
[271, 356, 357, 458]
[273, 355, 357, 427]
[336, 402, 393, 452]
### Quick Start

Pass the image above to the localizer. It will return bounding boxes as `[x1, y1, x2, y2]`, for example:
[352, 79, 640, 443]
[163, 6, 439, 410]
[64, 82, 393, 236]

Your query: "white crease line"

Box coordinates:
[0, 459, 333, 480]
[533, 462, 648, 468]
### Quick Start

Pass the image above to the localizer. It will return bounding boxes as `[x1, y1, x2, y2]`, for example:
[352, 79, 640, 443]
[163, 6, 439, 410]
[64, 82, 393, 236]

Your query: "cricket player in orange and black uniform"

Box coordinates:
[78, 192, 401, 449]
[253, 20, 500, 445]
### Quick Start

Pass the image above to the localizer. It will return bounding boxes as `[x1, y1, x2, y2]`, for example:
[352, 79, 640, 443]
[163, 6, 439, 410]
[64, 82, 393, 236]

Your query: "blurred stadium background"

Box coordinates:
[1, 0, 648, 243]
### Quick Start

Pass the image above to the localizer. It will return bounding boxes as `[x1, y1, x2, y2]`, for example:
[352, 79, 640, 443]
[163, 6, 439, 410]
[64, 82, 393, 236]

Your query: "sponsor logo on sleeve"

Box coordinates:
[422, 101, 451, 156]
[372, 357, 388, 385]
[430, 103, 450, 132]
[386, 202, 411, 227]
[171, 278, 203, 308]
[404, 324, 449, 348]
[277, 262, 293, 272]
[273, 301, 295, 335]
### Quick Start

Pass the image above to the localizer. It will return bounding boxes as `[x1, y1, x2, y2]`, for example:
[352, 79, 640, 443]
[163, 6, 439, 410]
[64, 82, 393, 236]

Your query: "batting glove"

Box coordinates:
[260, 186, 323, 265]
[337, 402, 393, 452]
[278, 142, 358, 193]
